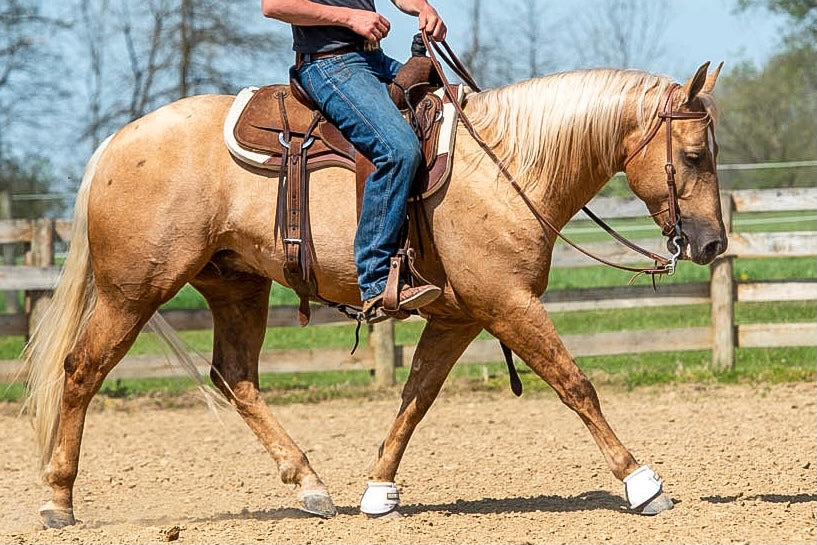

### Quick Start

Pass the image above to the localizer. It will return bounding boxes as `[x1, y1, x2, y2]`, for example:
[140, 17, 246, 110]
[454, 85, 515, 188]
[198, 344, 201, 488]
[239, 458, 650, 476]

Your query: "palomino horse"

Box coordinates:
[25, 62, 725, 527]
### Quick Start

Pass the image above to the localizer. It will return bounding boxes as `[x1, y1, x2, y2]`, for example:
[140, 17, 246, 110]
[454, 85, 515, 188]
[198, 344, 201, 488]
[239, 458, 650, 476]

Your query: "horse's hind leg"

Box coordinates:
[40, 295, 160, 528]
[361, 315, 482, 515]
[484, 293, 673, 515]
[191, 270, 336, 518]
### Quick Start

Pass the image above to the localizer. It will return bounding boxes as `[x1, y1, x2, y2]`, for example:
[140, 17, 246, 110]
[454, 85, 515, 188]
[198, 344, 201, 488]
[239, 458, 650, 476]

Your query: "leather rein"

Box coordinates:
[421, 32, 710, 278]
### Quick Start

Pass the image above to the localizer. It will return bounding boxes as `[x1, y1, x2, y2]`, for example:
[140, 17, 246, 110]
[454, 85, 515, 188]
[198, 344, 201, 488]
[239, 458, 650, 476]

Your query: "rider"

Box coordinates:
[261, 0, 446, 322]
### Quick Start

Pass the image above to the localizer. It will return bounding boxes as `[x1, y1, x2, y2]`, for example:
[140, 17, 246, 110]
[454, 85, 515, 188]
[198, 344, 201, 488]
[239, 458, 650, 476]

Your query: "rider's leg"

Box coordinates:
[298, 49, 440, 311]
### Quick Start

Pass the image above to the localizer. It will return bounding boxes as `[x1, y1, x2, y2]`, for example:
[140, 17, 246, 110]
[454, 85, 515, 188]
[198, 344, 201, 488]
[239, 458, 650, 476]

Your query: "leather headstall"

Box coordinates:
[623, 83, 711, 241]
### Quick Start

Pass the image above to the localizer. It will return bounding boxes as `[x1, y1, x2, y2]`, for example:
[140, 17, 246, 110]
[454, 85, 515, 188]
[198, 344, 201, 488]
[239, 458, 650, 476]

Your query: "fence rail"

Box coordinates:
[0, 188, 814, 383]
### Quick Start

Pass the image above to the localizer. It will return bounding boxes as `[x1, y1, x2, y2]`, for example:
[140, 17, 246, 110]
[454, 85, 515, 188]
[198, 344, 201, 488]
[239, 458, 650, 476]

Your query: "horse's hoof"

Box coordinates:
[360, 481, 400, 516]
[365, 509, 403, 520]
[39, 501, 76, 528]
[299, 491, 337, 518]
[637, 492, 674, 515]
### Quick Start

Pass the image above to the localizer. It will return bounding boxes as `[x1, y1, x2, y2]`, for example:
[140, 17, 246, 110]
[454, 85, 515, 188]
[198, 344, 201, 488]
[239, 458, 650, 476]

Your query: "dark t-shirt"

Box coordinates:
[292, 0, 376, 53]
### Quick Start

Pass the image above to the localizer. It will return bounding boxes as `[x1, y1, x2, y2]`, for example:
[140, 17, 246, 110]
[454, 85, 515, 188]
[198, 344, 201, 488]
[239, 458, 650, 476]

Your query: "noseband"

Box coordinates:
[623, 83, 711, 246]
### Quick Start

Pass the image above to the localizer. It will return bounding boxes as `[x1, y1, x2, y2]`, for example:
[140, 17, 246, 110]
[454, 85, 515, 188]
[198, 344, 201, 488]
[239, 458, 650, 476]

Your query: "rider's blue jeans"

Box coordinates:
[298, 49, 421, 301]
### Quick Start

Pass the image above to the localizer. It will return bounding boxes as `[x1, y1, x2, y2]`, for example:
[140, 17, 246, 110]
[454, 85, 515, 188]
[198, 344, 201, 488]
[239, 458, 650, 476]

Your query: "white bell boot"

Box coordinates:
[360, 481, 400, 516]
[623, 465, 663, 509]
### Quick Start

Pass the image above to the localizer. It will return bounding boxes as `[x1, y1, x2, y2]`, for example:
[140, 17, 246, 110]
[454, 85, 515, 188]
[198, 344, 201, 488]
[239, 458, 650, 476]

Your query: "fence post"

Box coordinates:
[710, 192, 735, 370]
[25, 218, 55, 340]
[0, 191, 19, 314]
[371, 320, 396, 387]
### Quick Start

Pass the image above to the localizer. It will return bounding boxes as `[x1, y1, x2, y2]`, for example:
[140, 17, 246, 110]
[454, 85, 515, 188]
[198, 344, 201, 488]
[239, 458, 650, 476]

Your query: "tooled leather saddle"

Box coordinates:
[223, 50, 463, 325]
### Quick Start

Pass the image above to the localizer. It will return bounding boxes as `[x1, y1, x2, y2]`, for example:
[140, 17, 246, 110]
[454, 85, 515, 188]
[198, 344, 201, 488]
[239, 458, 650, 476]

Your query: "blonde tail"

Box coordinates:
[22, 135, 112, 471]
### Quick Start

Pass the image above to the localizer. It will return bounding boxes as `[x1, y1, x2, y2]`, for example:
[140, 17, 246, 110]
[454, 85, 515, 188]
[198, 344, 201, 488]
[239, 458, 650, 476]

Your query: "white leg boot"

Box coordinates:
[360, 481, 400, 516]
[623, 465, 674, 515]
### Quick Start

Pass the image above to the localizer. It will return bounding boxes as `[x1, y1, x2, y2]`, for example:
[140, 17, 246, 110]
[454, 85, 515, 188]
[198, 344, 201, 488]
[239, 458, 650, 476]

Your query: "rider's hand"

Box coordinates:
[418, 4, 446, 41]
[346, 9, 391, 42]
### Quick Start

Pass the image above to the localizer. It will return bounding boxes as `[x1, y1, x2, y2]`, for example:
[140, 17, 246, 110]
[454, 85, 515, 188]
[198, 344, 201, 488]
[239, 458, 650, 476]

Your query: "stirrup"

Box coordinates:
[361, 294, 410, 324]
[361, 296, 390, 324]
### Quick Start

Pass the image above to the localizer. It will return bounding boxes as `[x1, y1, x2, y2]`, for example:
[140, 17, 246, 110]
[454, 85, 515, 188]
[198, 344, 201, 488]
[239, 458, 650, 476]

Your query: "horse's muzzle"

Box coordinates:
[671, 229, 727, 265]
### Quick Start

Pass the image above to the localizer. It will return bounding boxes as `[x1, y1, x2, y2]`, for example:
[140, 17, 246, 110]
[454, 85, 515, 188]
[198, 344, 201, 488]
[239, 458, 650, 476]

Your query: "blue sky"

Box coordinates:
[13, 0, 791, 192]
[378, 0, 787, 80]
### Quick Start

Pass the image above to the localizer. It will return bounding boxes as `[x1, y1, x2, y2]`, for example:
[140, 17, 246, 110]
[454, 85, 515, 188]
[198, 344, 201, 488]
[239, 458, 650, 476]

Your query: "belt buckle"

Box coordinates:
[363, 40, 380, 52]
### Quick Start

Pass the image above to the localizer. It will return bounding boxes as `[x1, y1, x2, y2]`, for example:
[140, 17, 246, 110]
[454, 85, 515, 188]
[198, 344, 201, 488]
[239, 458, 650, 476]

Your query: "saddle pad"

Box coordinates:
[223, 85, 465, 200]
[224, 87, 284, 169]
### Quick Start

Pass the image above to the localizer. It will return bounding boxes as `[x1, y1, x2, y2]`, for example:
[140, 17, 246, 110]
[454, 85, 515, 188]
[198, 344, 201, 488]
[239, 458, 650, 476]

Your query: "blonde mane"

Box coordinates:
[466, 69, 672, 191]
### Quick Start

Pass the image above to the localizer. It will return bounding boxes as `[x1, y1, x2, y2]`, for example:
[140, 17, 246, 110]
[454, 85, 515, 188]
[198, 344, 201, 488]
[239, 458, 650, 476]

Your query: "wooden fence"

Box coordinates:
[0, 188, 815, 384]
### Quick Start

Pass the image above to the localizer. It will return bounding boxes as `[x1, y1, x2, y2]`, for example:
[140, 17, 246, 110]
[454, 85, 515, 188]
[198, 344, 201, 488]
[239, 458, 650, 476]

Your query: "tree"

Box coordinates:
[0, 2, 66, 160]
[736, 0, 817, 43]
[172, 0, 287, 99]
[518, 0, 553, 78]
[73, 0, 289, 153]
[458, 0, 553, 87]
[566, 0, 669, 69]
[715, 45, 816, 188]
[0, 156, 63, 219]
[459, 0, 484, 83]
[458, 0, 516, 86]
[714, 0, 817, 188]
[0, 2, 69, 217]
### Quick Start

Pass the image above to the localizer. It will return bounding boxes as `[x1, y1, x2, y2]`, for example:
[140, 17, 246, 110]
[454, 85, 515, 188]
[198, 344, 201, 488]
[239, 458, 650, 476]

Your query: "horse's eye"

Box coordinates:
[683, 150, 704, 166]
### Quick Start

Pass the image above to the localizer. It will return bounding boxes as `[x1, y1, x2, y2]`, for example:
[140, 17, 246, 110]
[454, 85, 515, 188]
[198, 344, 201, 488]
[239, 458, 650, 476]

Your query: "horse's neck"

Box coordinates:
[498, 154, 614, 231]
[547, 165, 614, 228]
[453, 133, 611, 241]
[461, 91, 632, 230]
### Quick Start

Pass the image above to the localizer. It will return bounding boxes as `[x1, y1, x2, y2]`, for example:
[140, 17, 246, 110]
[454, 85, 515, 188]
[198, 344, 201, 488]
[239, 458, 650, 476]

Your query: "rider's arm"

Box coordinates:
[390, 0, 446, 40]
[261, 0, 391, 42]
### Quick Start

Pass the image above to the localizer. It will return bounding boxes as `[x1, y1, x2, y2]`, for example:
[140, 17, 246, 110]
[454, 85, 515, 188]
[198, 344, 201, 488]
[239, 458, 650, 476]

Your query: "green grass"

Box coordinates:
[1, 249, 812, 404]
[159, 283, 301, 311]
[3, 346, 812, 404]
[547, 255, 816, 289]
[447, 347, 816, 393]
[2, 299, 808, 362]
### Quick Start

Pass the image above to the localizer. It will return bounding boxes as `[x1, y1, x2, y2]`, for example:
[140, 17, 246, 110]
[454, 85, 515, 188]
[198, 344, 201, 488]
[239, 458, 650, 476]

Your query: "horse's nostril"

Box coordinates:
[700, 239, 722, 263]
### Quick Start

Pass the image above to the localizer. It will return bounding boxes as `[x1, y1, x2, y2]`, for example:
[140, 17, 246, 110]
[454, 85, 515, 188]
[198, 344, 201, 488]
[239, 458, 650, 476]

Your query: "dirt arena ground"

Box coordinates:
[1, 382, 815, 544]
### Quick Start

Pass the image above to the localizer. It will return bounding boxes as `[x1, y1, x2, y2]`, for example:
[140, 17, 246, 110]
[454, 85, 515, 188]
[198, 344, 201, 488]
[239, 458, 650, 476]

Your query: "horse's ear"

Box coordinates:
[702, 61, 724, 94]
[680, 62, 710, 105]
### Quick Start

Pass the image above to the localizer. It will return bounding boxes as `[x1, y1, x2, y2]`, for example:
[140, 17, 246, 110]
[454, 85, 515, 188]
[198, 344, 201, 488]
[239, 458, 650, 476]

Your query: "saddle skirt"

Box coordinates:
[223, 84, 464, 201]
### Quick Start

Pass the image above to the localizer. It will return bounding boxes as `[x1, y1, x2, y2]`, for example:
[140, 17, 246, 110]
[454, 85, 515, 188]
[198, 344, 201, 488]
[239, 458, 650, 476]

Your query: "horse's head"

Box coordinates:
[623, 62, 727, 265]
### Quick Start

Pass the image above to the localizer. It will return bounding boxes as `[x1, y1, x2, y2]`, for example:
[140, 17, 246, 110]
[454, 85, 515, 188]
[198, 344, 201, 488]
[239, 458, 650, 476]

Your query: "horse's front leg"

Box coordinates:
[360, 316, 482, 516]
[484, 293, 673, 515]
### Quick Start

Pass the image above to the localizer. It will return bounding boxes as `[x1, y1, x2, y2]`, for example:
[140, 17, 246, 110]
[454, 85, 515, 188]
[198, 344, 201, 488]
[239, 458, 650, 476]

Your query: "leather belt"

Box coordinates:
[297, 41, 380, 65]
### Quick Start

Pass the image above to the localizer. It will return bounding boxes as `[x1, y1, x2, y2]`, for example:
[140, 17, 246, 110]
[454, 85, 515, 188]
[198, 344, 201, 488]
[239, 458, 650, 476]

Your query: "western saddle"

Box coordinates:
[229, 43, 457, 326]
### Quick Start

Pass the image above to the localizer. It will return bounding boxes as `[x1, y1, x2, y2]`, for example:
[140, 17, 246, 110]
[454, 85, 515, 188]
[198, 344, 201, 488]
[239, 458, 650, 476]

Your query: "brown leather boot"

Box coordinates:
[394, 284, 441, 310]
[362, 284, 441, 324]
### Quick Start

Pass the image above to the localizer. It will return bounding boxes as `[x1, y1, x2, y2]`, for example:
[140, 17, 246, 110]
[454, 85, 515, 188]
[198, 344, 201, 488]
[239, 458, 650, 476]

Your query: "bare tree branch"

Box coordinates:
[567, 0, 669, 69]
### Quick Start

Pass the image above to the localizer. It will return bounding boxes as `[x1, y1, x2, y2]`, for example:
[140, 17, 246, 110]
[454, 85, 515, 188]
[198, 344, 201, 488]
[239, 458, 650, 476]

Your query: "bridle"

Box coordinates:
[623, 82, 712, 261]
[421, 32, 711, 278]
